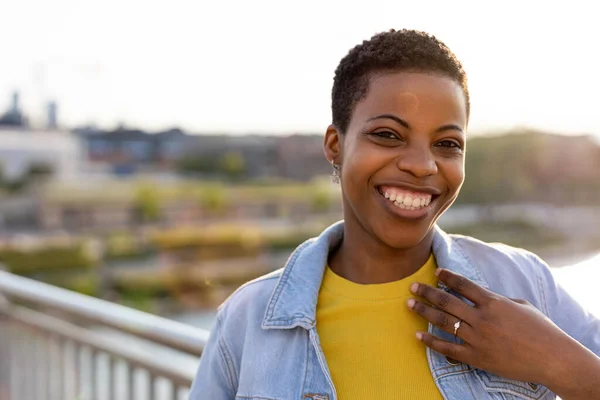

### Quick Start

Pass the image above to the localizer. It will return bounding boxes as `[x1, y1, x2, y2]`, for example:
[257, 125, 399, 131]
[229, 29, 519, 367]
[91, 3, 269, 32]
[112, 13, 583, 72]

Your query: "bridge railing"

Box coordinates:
[0, 269, 210, 400]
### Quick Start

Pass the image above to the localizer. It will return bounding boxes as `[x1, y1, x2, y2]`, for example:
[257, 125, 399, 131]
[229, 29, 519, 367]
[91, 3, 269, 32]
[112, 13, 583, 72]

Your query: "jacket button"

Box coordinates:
[446, 356, 461, 365]
[528, 383, 539, 390]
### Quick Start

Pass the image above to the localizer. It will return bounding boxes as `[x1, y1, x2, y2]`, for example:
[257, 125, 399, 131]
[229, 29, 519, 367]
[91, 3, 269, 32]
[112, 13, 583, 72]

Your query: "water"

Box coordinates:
[552, 253, 600, 318]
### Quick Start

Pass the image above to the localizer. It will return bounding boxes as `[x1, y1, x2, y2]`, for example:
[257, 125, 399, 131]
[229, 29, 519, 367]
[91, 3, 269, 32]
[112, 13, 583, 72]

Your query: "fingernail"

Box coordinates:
[410, 283, 419, 293]
[407, 298, 416, 309]
[416, 332, 423, 340]
[435, 268, 442, 277]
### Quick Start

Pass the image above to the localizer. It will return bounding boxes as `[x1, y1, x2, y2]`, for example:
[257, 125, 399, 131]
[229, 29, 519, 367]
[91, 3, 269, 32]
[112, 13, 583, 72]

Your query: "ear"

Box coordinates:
[323, 124, 343, 165]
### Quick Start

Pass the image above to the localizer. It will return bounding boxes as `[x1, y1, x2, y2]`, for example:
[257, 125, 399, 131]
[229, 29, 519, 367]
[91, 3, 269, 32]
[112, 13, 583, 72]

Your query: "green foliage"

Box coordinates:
[177, 152, 247, 181]
[0, 242, 98, 275]
[457, 131, 600, 205]
[447, 218, 565, 250]
[199, 184, 228, 214]
[26, 162, 54, 178]
[133, 184, 161, 222]
[264, 231, 313, 251]
[311, 186, 334, 213]
[177, 155, 221, 175]
[52, 274, 100, 297]
[105, 231, 154, 260]
[219, 152, 246, 181]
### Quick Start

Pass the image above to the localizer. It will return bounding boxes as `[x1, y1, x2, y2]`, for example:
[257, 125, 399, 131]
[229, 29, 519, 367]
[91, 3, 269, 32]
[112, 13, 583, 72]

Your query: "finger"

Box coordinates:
[435, 268, 494, 306]
[416, 331, 470, 363]
[510, 298, 531, 306]
[410, 283, 476, 322]
[408, 299, 474, 341]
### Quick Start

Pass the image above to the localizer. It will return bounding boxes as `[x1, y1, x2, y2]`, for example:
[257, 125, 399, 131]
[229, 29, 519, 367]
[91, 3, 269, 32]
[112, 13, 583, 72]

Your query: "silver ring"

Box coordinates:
[453, 320, 462, 336]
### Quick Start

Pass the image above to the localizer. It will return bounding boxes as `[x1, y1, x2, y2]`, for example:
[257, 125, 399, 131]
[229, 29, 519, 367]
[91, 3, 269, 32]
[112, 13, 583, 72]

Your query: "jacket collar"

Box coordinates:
[262, 220, 488, 330]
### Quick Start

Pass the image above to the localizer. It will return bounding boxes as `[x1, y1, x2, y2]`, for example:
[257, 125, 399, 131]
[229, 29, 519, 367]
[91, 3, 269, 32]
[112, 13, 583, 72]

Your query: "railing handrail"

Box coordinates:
[0, 270, 209, 356]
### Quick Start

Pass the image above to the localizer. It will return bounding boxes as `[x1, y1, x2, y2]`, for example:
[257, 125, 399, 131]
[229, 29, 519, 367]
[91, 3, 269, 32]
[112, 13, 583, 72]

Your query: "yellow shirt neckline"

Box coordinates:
[321, 254, 437, 301]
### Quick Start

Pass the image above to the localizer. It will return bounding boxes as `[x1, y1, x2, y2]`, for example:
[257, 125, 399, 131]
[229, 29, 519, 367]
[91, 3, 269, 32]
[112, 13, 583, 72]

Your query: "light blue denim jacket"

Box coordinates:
[190, 221, 600, 400]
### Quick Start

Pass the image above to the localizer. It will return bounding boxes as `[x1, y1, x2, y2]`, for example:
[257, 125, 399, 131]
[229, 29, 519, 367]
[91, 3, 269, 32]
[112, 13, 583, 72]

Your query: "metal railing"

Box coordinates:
[0, 270, 210, 400]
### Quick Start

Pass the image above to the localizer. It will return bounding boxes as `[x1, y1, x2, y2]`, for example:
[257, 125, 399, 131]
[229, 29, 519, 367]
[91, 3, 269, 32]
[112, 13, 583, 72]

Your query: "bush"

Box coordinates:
[0, 241, 98, 275]
[105, 232, 155, 261]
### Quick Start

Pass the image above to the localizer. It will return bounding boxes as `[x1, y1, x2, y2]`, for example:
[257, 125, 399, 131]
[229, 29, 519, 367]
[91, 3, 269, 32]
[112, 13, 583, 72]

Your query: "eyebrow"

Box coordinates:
[367, 114, 464, 134]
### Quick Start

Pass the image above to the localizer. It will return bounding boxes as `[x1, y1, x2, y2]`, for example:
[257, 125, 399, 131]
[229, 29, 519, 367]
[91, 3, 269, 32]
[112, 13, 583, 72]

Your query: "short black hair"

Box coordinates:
[331, 29, 469, 134]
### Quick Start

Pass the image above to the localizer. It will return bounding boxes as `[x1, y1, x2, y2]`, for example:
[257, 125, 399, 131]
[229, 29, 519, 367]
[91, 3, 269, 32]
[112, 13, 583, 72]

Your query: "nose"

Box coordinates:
[395, 144, 438, 178]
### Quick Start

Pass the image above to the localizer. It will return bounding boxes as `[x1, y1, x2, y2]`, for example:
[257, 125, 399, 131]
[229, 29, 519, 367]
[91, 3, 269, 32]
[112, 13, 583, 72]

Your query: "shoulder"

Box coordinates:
[449, 233, 546, 268]
[448, 234, 550, 297]
[218, 268, 283, 319]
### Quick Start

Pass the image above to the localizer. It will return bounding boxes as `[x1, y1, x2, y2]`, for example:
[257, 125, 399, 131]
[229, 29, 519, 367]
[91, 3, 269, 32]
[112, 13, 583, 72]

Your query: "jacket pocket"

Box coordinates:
[474, 369, 555, 400]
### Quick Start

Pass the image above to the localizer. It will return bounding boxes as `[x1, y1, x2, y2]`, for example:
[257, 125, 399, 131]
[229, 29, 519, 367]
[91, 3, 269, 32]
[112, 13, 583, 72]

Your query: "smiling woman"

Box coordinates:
[190, 29, 600, 400]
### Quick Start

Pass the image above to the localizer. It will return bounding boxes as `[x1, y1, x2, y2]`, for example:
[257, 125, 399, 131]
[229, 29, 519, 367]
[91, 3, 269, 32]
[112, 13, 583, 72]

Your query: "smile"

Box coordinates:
[376, 185, 440, 216]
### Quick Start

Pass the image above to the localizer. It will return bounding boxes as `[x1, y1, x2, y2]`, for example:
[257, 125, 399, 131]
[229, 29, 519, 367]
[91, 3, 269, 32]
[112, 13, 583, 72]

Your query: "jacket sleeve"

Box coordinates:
[189, 313, 236, 399]
[532, 254, 600, 356]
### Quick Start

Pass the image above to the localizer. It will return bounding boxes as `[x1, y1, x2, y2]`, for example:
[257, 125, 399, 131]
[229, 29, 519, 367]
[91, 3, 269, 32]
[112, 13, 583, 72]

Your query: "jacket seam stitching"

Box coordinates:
[533, 256, 550, 317]
[453, 239, 489, 287]
[220, 334, 238, 391]
[301, 329, 309, 396]
[462, 370, 477, 399]
[212, 314, 235, 396]
[434, 367, 475, 380]
[264, 239, 313, 324]
[220, 275, 282, 312]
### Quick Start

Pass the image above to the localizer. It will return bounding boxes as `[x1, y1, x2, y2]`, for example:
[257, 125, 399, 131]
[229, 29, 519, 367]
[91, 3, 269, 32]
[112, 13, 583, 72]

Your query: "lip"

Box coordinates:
[374, 184, 440, 221]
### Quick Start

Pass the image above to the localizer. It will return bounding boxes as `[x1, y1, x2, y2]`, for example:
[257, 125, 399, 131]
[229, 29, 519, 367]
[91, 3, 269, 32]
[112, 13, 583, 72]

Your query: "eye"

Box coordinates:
[435, 140, 463, 150]
[372, 131, 399, 140]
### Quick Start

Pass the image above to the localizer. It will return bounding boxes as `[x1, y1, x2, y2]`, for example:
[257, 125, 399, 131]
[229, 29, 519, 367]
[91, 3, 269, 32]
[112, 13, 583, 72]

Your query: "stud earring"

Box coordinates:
[330, 160, 341, 184]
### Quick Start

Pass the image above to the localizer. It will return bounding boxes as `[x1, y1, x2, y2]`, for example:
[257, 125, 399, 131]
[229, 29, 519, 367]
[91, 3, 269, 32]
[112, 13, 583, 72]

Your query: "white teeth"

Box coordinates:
[382, 188, 435, 211]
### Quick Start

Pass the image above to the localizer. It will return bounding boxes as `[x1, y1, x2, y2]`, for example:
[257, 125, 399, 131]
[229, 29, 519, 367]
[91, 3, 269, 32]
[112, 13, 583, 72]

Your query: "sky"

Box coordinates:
[2, 0, 600, 138]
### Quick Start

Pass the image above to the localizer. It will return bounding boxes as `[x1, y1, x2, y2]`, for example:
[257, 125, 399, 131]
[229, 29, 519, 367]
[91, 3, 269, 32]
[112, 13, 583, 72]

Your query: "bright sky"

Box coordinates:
[2, 0, 600, 137]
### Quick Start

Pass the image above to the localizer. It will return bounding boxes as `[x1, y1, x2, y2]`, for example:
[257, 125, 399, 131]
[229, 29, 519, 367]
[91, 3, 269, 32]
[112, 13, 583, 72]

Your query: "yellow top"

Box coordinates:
[316, 255, 443, 399]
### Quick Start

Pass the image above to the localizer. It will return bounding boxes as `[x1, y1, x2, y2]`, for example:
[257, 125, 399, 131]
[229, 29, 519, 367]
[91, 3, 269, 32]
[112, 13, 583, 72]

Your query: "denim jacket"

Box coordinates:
[190, 221, 600, 400]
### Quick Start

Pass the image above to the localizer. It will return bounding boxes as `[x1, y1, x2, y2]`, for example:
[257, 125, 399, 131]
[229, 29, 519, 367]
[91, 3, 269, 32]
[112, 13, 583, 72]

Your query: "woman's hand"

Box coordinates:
[407, 268, 600, 399]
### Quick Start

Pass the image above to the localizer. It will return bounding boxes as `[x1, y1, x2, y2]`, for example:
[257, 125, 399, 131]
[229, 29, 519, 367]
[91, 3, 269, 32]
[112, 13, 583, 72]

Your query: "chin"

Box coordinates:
[375, 225, 432, 250]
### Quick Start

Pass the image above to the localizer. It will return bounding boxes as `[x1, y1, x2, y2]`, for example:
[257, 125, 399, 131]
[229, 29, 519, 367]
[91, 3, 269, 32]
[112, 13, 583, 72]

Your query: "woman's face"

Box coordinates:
[324, 71, 468, 249]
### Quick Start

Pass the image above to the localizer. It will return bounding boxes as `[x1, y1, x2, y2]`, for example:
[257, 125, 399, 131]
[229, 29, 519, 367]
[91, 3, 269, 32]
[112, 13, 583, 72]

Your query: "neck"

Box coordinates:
[329, 220, 434, 284]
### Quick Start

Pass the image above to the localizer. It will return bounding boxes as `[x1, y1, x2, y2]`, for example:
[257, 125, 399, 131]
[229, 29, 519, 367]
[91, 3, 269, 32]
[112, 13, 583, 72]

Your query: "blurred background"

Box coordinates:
[0, 1, 599, 399]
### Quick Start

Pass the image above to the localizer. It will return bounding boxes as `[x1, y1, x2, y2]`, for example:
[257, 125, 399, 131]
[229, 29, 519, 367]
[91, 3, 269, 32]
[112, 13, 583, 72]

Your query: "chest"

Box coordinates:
[233, 326, 556, 400]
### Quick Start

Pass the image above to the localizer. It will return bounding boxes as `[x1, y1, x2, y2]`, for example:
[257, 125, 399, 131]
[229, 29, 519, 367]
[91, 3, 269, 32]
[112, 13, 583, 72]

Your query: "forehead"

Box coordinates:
[353, 72, 468, 127]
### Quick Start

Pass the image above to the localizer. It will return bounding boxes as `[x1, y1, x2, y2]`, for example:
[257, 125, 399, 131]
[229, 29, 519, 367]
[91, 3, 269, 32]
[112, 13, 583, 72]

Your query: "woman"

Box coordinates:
[191, 29, 600, 399]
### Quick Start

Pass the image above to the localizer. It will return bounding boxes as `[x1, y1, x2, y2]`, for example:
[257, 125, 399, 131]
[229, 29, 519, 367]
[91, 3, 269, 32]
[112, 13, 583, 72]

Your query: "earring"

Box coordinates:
[330, 160, 341, 184]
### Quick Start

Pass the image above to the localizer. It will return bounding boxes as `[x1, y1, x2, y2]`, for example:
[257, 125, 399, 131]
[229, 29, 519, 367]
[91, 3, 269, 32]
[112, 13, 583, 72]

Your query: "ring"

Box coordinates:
[453, 320, 462, 336]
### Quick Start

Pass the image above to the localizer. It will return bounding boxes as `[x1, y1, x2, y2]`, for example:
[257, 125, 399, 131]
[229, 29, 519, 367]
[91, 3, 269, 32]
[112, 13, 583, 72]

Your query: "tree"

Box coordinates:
[133, 185, 162, 223]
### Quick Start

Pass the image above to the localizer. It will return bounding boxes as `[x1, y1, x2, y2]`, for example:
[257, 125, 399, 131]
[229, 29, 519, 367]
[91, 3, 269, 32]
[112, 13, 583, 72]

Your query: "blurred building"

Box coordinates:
[47, 101, 58, 129]
[0, 128, 83, 182]
[76, 127, 191, 177]
[0, 92, 27, 127]
[180, 133, 330, 181]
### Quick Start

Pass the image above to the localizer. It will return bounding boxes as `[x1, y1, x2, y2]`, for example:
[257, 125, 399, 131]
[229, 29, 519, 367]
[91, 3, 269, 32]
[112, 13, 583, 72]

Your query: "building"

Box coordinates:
[0, 92, 27, 127]
[0, 128, 83, 182]
[47, 101, 58, 130]
[78, 127, 191, 176]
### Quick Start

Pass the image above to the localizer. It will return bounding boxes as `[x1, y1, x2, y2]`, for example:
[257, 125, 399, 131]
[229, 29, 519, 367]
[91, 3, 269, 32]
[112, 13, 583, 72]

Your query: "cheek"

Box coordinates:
[453, 164, 466, 191]
[441, 158, 465, 192]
